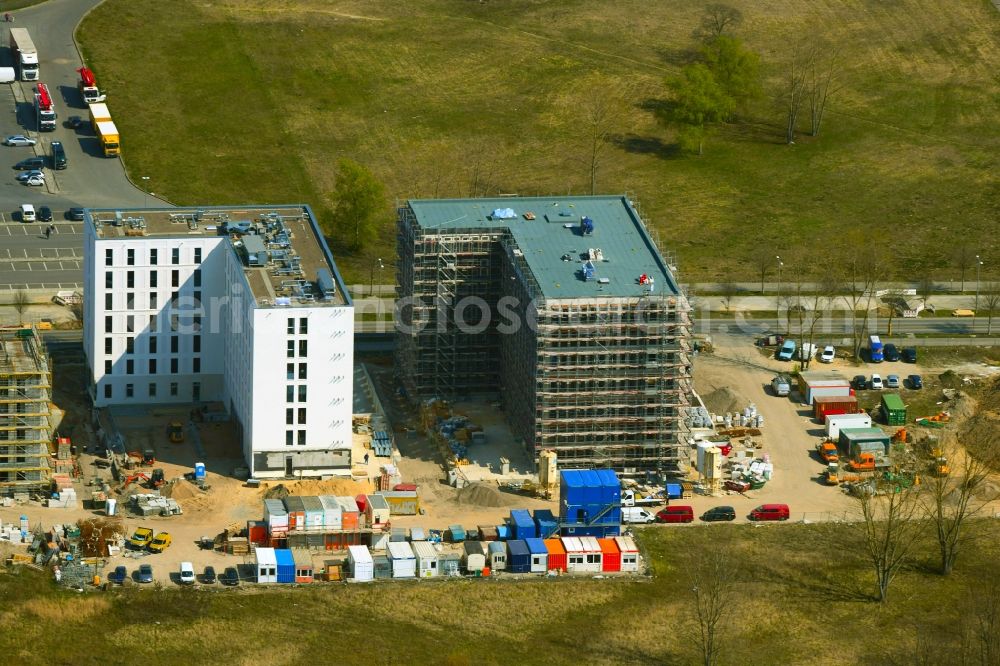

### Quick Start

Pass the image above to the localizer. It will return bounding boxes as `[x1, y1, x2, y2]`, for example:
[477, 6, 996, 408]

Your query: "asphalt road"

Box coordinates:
[0, 0, 157, 290]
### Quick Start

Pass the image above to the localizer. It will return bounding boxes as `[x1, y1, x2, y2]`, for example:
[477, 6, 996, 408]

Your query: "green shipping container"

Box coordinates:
[881, 394, 907, 426]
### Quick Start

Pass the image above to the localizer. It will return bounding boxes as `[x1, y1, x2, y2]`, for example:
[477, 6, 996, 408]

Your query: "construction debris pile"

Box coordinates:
[421, 399, 485, 465]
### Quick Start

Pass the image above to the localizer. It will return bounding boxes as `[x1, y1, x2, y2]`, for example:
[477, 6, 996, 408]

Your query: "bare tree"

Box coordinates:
[808, 46, 842, 137]
[917, 271, 936, 308]
[13, 289, 29, 325]
[855, 482, 922, 603]
[780, 43, 813, 144]
[719, 282, 739, 312]
[694, 4, 743, 42]
[923, 439, 998, 576]
[953, 244, 977, 293]
[753, 251, 773, 295]
[687, 549, 736, 666]
[840, 246, 884, 360]
[804, 275, 839, 370]
[561, 74, 629, 195]
[881, 288, 906, 336]
[981, 283, 1000, 336]
[971, 578, 1000, 666]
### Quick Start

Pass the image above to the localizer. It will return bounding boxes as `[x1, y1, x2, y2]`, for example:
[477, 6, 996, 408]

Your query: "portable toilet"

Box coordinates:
[544, 538, 567, 572]
[291, 548, 313, 583]
[525, 538, 548, 573]
[255, 547, 277, 583]
[365, 494, 390, 528]
[275, 548, 295, 583]
[463, 541, 487, 574]
[348, 545, 374, 582]
[598, 538, 621, 572]
[488, 541, 507, 571]
[507, 539, 531, 574]
[413, 541, 439, 578]
[614, 536, 640, 573]
[194, 462, 206, 481]
[387, 541, 416, 578]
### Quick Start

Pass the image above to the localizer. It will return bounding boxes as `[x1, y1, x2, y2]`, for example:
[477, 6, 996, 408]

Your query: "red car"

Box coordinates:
[655, 506, 694, 523]
[749, 504, 790, 521]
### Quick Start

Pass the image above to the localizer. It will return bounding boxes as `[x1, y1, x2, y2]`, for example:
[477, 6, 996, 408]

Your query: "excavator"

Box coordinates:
[116, 473, 150, 494]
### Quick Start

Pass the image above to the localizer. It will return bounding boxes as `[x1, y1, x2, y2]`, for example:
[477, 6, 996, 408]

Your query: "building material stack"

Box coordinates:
[0, 327, 54, 497]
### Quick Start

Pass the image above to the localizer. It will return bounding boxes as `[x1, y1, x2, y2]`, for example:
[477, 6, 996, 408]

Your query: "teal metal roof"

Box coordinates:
[406, 196, 679, 299]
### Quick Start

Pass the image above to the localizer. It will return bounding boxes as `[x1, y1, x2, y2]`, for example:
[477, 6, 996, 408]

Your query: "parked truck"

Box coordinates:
[89, 101, 120, 157]
[88, 102, 111, 131]
[9, 28, 39, 82]
[35, 83, 56, 132]
[815, 441, 839, 463]
[620, 489, 662, 507]
[77, 67, 106, 104]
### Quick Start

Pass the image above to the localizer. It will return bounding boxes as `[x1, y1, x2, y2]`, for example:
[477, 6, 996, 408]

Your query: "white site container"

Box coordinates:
[255, 547, 277, 584]
[348, 545, 374, 582]
[317, 495, 343, 530]
[614, 536, 640, 573]
[387, 541, 416, 579]
[825, 412, 873, 440]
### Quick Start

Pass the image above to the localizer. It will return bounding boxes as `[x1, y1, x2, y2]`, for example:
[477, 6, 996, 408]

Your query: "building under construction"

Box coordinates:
[396, 196, 692, 477]
[0, 327, 53, 495]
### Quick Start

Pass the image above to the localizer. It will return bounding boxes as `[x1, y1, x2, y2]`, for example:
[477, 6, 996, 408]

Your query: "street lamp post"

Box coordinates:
[973, 256, 983, 331]
[141, 176, 150, 208]
[775, 256, 783, 306]
[369, 257, 384, 297]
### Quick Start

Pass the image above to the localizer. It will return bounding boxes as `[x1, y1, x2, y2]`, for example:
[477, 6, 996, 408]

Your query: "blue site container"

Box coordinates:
[496, 524, 510, 541]
[665, 483, 683, 500]
[510, 510, 537, 540]
[533, 509, 558, 538]
[506, 539, 531, 574]
[560, 470, 586, 508]
[581, 470, 603, 506]
[275, 548, 295, 584]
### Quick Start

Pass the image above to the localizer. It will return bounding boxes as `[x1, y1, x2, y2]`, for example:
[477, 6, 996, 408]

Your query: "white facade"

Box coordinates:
[83, 206, 354, 480]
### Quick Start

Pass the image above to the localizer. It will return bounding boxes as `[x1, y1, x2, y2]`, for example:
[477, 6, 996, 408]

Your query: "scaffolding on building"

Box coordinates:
[0, 327, 53, 496]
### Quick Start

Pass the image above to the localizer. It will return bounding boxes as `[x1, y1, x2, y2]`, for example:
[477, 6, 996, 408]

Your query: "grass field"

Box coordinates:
[4, 520, 1000, 664]
[78, 1, 1000, 284]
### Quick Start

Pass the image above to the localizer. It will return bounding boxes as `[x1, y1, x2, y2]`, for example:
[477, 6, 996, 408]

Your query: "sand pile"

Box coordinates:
[702, 386, 742, 414]
[262, 478, 374, 499]
[160, 480, 202, 501]
[457, 482, 507, 508]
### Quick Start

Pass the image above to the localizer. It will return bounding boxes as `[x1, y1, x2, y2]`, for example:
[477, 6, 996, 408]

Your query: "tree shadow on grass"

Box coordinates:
[612, 133, 683, 159]
[652, 45, 701, 68]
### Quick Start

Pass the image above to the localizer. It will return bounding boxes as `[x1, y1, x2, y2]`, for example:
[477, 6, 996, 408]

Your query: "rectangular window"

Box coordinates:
[150, 271, 158, 288]
[171, 248, 180, 265]
[126, 359, 134, 375]
[193, 336, 201, 353]
[105, 293, 112, 310]
[286, 386, 294, 403]
[125, 383, 134, 398]
[104, 384, 112, 399]
[148, 382, 157, 398]
[193, 291, 201, 305]
[105, 271, 113, 288]
[150, 248, 158, 265]
[150, 293, 158, 309]
[287, 318, 295, 334]
[297, 431, 306, 446]
[104, 338, 112, 354]
[297, 408, 306, 425]
[104, 360, 112, 375]
[286, 341, 295, 358]
[298, 363, 307, 380]
[193, 270, 202, 287]
[105, 248, 113, 266]
[171, 336, 178, 353]
[286, 408, 294, 425]
[194, 247, 202, 264]
[127, 249, 135, 266]
[299, 318, 308, 334]
[126, 293, 135, 310]
[298, 340, 308, 357]
[126, 315, 134, 333]
[286, 363, 295, 381]
[104, 316, 112, 333]
[126, 337, 134, 354]
[148, 359, 157, 374]
[286, 431, 294, 446]
[192, 357, 201, 373]
[169, 382, 178, 397]
[298, 385, 307, 402]
[170, 314, 179, 331]
[170, 358, 178, 374]
[192, 315, 202, 332]
[192, 382, 201, 401]
[171, 270, 179, 287]
[149, 315, 158, 333]
[149, 336, 157, 354]
[126, 271, 134, 289]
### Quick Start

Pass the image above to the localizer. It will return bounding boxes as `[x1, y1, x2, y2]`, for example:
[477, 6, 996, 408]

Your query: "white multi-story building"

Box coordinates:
[82, 206, 354, 479]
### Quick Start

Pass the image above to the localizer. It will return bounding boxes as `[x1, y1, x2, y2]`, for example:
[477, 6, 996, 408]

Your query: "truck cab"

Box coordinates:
[816, 441, 839, 463]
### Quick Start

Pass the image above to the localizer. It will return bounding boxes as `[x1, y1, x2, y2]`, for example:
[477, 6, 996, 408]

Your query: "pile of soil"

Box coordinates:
[160, 479, 201, 501]
[456, 482, 507, 508]
[938, 370, 964, 390]
[261, 478, 373, 500]
[702, 386, 743, 415]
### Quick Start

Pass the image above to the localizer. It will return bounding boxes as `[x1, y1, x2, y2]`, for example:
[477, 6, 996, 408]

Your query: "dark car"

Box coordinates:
[907, 374, 923, 389]
[883, 344, 901, 362]
[51, 141, 67, 169]
[701, 506, 736, 522]
[37, 206, 52, 222]
[66, 207, 85, 221]
[108, 566, 128, 585]
[202, 565, 217, 584]
[137, 564, 154, 584]
[902, 347, 917, 363]
[221, 567, 240, 586]
[852, 375, 868, 390]
[65, 116, 84, 129]
[13, 157, 46, 171]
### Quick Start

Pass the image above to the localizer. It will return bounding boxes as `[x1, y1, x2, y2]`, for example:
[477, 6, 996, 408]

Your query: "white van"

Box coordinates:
[621, 507, 656, 524]
[179, 561, 196, 585]
[20, 204, 35, 222]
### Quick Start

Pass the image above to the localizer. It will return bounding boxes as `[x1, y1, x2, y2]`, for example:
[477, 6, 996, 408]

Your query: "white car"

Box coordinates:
[819, 346, 836, 363]
[20, 204, 35, 222]
[870, 374, 884, 390]
[23, 174, 45, 186]
[4, 135, 37, 147]
[179, 561, 196, 585]
[16, 169, 44, 182]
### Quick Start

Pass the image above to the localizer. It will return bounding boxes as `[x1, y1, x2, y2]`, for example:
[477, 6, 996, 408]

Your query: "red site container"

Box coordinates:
[813, 395, 859, 422]
[393, 483, 417, 492]
[247, 521, 268, 545]
[544, 539, 567, 572]
[598, 538, 621, 572]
